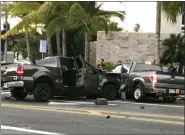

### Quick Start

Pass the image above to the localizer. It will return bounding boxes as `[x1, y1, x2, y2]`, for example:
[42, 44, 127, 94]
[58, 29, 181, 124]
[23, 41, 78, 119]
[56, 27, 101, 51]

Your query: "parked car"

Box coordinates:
[110, 61, 184, 102]
[1, 56, 120, 102]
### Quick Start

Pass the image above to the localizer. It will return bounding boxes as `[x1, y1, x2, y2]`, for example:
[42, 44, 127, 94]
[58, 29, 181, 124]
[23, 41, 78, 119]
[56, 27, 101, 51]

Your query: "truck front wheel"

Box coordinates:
[102, 84, 117, 100]
[11, 88, 28, 101]
[33, 83, 53, 102]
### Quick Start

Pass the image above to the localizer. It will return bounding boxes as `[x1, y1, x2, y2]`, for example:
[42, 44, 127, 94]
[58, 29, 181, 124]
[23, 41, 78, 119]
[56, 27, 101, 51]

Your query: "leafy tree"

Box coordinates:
[69, 2, 125, 61]
[160, 34, 185, 65]
[11, 32, 42, 63]
[2, 2, 44, 63]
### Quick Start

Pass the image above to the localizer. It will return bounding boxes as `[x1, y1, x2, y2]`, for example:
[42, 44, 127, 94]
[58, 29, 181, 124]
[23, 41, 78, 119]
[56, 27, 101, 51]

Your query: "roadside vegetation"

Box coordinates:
[1, 2, 184, 68]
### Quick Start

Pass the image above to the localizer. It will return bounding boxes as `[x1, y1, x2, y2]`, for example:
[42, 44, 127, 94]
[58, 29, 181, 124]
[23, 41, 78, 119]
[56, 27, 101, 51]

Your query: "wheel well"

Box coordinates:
[102, 82, 118, 92]
[34, 76, 54, 90]
[132, 81, 144, 91]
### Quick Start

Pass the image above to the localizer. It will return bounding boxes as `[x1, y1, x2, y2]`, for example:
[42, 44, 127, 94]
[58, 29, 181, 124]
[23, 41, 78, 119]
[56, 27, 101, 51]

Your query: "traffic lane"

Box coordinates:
[2, 98, 184, 117]
[2, 107, 184, 134]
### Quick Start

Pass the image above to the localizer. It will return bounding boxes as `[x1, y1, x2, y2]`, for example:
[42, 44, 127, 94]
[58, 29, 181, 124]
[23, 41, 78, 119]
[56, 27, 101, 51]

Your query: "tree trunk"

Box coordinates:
[84, 32, 89, 62]
[156, 2, 161, 64]
[56, 32, 62, 56]
[62, 29, 67, 57]
[47, 35, 53, 56]
[25, 32, 32, 63]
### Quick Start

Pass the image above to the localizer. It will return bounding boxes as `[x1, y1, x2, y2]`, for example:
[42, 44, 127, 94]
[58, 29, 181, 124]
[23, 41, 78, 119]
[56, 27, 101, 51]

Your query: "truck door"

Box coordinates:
[74, 56, 85, 88]
[84, 62, 100, 94]
[120, 63, 132, 92]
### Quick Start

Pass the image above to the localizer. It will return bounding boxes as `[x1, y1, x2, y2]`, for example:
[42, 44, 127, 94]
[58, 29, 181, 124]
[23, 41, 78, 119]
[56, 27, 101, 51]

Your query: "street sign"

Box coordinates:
[39, 40, 47, 53]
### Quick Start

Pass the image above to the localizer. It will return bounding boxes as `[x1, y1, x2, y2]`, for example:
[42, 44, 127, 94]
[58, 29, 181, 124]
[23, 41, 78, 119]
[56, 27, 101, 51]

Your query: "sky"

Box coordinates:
[99, 2, 157, 32]
[1, 2, 157, 33]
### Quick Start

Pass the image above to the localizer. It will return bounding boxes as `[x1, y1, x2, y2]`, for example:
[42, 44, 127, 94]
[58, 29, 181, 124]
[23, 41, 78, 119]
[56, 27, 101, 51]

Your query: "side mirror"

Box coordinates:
[61, 66, 67, 72]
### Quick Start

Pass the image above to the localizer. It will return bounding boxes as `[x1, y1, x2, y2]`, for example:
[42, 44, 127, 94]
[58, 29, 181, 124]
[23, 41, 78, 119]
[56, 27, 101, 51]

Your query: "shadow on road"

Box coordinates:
[2, 94, 184, 106]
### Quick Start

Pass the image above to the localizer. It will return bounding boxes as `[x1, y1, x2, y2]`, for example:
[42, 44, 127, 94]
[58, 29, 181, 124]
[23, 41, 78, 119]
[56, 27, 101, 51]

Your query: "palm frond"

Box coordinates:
[9, 2, 42, 17]
[91, 15, 109, 34]
[97, 10, 126, 21]
[69, 2, 86, 24]
[46, 16, 68, 36]
[3, 11, 42, 37]
[161, 2, 183, 23]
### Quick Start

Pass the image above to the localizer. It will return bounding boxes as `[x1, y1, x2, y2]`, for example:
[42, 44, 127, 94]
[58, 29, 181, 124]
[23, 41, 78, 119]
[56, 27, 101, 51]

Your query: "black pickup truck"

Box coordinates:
[1, 56, 120, 102]
[109, 61, 185, 102]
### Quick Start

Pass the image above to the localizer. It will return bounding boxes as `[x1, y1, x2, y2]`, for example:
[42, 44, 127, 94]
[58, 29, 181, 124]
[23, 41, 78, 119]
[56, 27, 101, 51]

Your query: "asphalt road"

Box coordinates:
[1, 91, 184, 134]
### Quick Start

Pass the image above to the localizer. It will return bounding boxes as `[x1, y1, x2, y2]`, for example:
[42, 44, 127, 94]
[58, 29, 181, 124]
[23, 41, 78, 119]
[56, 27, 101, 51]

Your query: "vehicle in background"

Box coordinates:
[1, 56, 120, 102]
[110, 62, 184, 102]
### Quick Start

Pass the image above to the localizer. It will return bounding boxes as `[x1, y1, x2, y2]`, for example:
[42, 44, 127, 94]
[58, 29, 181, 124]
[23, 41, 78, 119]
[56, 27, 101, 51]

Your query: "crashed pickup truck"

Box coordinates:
[1, 56, 120, 102]
[108, 61, 185, 102]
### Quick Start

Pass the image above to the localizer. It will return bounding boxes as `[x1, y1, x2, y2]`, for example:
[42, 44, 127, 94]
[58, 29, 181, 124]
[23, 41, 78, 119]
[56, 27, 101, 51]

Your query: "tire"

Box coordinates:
[33, 83, 53, 102]
[102, 84, 117, 100]
[133, 84, 146, 102]
[163, 96, 177, 102]
[11, 88, 28, 101]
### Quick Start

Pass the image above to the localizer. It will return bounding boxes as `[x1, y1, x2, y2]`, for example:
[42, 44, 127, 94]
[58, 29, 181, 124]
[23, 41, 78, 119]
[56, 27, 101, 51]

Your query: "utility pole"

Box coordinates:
[0, 1, 2, 128]
[3, 2, 8, 63]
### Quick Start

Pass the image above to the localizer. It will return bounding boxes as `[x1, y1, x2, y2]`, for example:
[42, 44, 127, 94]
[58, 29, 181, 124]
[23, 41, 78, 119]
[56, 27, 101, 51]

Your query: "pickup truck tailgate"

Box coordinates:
[156, 71, 185, 91]
[1, 64, 18, 83]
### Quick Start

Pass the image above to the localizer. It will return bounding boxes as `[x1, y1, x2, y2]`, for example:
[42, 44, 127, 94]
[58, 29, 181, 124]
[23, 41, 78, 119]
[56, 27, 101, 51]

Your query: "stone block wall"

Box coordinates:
[89, 31, 170, 64]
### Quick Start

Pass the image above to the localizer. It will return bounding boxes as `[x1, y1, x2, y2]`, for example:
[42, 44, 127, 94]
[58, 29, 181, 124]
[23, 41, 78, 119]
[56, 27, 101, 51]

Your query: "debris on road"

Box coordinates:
[106, 115, 111, 119]
[95, 98, 108, 105]
[139, 106, 145, 109]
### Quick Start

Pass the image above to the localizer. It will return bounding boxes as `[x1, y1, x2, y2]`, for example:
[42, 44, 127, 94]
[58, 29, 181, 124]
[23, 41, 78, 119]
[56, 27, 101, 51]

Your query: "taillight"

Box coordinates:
[150, 74, 157, 87]
[17, 66, 24, 76]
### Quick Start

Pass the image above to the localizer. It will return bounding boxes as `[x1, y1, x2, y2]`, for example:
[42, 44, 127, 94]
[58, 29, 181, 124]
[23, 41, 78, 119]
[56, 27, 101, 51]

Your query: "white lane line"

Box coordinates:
[1, 125, 65, 135]
[49, 102, 117, 106]
[109, 101, 184, 108]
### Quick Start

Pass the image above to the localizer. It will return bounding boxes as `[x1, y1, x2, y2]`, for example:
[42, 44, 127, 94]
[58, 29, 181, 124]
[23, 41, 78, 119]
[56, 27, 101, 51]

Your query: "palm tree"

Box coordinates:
[156, 2, 161, 65]
[161, 2, 184, 64]
[161, 34, 185, 64]
[133, 23, 140, 32]
[44, 2, 74, 57]
[2, 2, 57, 57]
[69, 2, 126, 62]
[2, 2, 45, 63]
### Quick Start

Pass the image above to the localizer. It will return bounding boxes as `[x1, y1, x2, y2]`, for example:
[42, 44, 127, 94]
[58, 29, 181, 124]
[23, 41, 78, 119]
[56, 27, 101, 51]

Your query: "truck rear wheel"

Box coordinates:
[11, 88, 28, 101]
[102, 84, 117, 100]
[33, 83, 53, 102]
[133, 85, 146, 102]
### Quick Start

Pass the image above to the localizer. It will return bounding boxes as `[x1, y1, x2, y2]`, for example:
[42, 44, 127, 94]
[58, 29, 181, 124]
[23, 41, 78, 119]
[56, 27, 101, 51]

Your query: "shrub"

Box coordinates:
[104, 62, 115, 71]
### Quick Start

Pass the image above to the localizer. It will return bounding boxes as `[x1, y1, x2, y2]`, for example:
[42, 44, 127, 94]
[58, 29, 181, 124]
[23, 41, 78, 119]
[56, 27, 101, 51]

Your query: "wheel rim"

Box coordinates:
[134, 88, 141, 100]
[40, 87, 49, 100]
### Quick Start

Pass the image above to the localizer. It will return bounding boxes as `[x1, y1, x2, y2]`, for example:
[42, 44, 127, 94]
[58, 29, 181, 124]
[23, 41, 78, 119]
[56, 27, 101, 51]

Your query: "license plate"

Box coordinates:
[7, 81, 24, 87]
[169, 89, 175, 93]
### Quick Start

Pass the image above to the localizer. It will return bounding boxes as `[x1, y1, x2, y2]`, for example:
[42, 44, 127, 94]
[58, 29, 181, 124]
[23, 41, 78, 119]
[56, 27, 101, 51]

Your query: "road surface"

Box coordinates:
[1, 91, 184, 134]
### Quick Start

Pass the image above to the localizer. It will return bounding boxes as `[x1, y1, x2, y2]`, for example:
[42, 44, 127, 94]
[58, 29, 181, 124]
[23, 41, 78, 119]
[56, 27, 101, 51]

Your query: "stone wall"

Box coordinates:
[89, 31, 170, 64]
